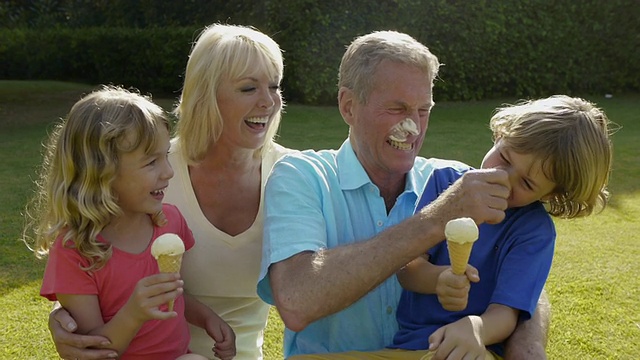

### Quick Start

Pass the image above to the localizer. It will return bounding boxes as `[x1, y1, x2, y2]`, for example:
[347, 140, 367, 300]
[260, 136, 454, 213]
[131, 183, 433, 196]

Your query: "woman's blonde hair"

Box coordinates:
[23, 85, 169, 270]
[490, 95, 614, 218]
[174, 23, 284, 164]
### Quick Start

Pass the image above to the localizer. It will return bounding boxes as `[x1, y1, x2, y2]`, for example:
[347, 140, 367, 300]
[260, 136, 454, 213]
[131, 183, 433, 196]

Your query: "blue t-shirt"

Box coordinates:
[391, 165, 556, 356]
[258, 140, 448, 357]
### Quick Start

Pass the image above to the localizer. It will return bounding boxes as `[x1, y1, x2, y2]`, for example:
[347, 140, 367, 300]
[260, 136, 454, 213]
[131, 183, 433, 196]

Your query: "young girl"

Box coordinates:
[24, 86, 235, 360]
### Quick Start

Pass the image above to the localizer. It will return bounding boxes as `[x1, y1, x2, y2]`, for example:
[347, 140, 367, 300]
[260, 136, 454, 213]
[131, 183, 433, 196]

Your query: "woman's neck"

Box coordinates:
[199, 141, 261, 171]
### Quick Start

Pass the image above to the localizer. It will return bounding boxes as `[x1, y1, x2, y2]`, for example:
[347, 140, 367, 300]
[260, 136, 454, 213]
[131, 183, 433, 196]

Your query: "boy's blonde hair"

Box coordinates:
[490, 95, 613, 218]
[174, 24, 284, 164]
[24, 85, 169, 270]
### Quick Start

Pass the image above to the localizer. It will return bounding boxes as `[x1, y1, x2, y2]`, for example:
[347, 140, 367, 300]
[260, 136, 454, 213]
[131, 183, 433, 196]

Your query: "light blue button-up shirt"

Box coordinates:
[258, 140, 439, 357]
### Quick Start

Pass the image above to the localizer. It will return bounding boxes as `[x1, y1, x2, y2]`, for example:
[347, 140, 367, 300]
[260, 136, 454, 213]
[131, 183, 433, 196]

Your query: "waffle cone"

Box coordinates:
[447, 241, 473, 275]
[156, 254, 183, 311]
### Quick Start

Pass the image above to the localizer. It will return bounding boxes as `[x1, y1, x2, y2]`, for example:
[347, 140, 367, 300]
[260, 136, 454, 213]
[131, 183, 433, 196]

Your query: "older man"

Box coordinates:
[258, 30, 549, 359]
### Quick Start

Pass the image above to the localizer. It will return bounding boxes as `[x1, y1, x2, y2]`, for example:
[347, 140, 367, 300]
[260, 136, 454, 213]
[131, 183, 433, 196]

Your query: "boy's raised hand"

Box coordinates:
[436, 265, 480, 312]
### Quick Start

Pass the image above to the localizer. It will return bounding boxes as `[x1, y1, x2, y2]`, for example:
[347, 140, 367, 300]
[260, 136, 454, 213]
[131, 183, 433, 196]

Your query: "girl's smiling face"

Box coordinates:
[481, 139, 557, 209]
[111, 125, 174, 218]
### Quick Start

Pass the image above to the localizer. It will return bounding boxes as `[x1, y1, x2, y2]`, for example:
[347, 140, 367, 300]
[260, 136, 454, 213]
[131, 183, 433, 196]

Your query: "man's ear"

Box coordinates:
[338, 87, 356, 126]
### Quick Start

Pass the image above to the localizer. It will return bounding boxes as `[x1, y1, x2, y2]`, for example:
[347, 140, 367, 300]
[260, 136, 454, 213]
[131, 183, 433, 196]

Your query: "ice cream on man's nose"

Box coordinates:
[389, 118, 419, 142]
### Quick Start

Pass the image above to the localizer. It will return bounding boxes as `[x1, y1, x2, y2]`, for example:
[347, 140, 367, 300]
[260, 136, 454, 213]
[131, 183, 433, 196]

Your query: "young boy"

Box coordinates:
[391, 94, 613, 359]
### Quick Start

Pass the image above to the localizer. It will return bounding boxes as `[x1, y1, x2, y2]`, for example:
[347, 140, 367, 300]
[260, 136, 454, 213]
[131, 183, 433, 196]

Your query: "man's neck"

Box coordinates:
[373, 176, 406, 213]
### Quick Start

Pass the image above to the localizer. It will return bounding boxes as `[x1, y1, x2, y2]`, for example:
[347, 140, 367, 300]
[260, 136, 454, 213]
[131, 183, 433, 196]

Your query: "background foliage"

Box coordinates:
[1, 0, 639, 104]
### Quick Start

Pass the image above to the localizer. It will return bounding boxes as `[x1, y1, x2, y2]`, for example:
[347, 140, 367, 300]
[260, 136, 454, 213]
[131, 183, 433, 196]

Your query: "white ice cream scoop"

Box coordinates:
[389, 118, 419, 142]
[151, 233, 185, 258]
[444, 217, 479, 244]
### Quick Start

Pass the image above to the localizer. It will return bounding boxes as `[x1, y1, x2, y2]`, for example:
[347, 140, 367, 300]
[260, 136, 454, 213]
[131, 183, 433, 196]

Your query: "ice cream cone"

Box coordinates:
[156, 254, 183, 311]
[444, 217, 479, 275]
[151, 233, 186, 312]
[447, 241, 474, 275]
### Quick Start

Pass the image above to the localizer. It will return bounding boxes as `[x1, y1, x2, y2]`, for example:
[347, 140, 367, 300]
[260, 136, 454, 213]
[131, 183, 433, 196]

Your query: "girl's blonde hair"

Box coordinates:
[174, 23, 284, 164]
[490, 95, 614, 218]
[23, 85, 169, 270]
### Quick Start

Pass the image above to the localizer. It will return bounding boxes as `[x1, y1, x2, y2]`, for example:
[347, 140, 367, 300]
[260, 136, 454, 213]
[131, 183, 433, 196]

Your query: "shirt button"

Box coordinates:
[377, 220, 383, 227]
[386, 306, 393, 314]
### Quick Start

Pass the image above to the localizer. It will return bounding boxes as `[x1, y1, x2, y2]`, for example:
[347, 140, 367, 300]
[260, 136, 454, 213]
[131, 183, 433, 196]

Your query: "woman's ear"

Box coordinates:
[338, 87, 355, 126]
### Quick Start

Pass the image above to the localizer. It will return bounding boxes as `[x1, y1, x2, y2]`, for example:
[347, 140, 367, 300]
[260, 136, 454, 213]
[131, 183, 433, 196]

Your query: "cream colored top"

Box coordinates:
[165, 141, 293, 360]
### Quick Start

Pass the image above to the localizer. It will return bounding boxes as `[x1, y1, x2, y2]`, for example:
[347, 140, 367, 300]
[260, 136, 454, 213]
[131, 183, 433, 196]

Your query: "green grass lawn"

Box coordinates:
[1, 81, 638, 359]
